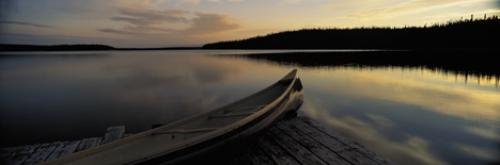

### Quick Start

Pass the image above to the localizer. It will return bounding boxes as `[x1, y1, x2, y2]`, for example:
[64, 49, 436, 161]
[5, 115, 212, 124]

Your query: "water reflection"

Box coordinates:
[297, 67, 499, 164]
[236, 51, 500, 88]
[0, 51, 283, 147]
[303, 101, 446, 164]
[0, 50, 498, 164]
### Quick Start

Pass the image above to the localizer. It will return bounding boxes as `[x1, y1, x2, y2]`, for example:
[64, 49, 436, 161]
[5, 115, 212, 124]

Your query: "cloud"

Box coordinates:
[114, 0, 243, 7]
[280, 0, 303, 4]
[99, 5, 240, 36]
[112, 8, 189, 25]
[183, 13, 240, 35]
[99, 7, 189, 35]
[97, 28, 142, 35]
[176, 0, 244, 5]
[0, 20, 54, 28]
[349, 0, 495, 19]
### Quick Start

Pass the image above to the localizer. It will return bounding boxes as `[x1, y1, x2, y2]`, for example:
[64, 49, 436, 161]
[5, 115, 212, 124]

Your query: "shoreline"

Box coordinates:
[1, 43, 499, 52]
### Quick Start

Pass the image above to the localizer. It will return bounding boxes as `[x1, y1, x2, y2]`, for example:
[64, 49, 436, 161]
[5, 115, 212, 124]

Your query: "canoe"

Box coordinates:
[44, 69, 304, 165]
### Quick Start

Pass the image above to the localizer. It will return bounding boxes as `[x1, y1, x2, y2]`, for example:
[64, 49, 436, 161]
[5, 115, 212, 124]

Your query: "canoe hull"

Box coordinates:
[143, 78, 304, 165]
[43, 70, 304, 165]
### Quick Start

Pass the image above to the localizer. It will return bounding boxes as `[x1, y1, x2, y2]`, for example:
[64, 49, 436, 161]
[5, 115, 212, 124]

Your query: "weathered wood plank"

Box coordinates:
[293, 118, 381, 165]
[301, 117, 352, 144]
[351, 147, 389, 165]
[46, 140, 81, 161]
[44, 141, 69, 161]
[22, 142, 61, 164]
[266, 127, 327, 165]
[75, 137, 102, 152]
[101, 126, 125, 144]
[1, 144, 40, 165]
[292, 119, 351, 152]
[276, 121, 350, 165]
[338, 148, 384, 165]
[245, 143, 275, 165]
[257, 134, 301, 165]
[302, 117, 377, 154]
[12, 144, 40, 156]
[300, 117, 389, 164]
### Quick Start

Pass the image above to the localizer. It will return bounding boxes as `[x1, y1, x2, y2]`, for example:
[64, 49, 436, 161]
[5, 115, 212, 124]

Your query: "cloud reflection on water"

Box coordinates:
[455, 143, 499, 161]
[303, 67, 500, 122]
[299, 67, 500, 164]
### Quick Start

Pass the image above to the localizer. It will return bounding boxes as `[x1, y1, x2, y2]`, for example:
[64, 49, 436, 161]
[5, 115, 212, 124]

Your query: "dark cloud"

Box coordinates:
[0, 20, 54, 28]
[122, 25, 177, 33]
[115, 8, 189, 25]
[97, 27, 175, 36]
[97, 28, 140, 35]
[99, 7, 240, 36]
[184, 13, 240, 34]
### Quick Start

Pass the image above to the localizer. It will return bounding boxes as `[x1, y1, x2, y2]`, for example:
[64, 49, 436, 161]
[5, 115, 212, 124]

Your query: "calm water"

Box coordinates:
[0, 50, 498, 164]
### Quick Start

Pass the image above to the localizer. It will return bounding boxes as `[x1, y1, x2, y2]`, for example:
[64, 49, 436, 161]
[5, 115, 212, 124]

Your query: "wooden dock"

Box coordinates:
[1, 117, 389, 165]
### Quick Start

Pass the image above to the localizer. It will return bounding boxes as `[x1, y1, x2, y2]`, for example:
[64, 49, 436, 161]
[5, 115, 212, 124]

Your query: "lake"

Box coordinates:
[0, 50, 498, 164]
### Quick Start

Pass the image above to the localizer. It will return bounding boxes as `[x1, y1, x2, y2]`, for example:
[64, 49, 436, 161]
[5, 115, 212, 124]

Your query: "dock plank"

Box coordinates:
[266, 127, 327, 165]
[257, 135, 301, 165]
[301, 117, 389, 164]
[75, 137, 102, 152]
[45, 141, 69, 161]
[294, 118, 382, 165]
[101, 126, 125, 144]
[246, 145, 275, 165]
[293, 119, 351, 152]
[276, 121, 351, 165]
[23, 142, 61, 164]
[46, 140, 81, 161]
[1, 126, 124, 165]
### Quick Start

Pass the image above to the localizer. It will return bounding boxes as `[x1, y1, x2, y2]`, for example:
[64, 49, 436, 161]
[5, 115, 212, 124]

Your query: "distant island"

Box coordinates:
[0, 44, 199, 52]
[203, 16, 500, 49]
[0, 44, 115, 51]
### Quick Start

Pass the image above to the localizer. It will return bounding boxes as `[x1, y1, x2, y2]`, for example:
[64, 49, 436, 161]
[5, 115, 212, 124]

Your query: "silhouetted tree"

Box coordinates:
[203, 16, 500, 49]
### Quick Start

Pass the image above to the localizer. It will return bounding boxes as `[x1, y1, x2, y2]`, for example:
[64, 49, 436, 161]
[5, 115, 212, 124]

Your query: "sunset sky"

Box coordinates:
[1, 0, 499, 47]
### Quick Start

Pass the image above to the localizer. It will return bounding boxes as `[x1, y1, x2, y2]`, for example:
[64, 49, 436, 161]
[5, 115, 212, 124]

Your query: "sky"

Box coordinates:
[0, 0, 499, 47]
